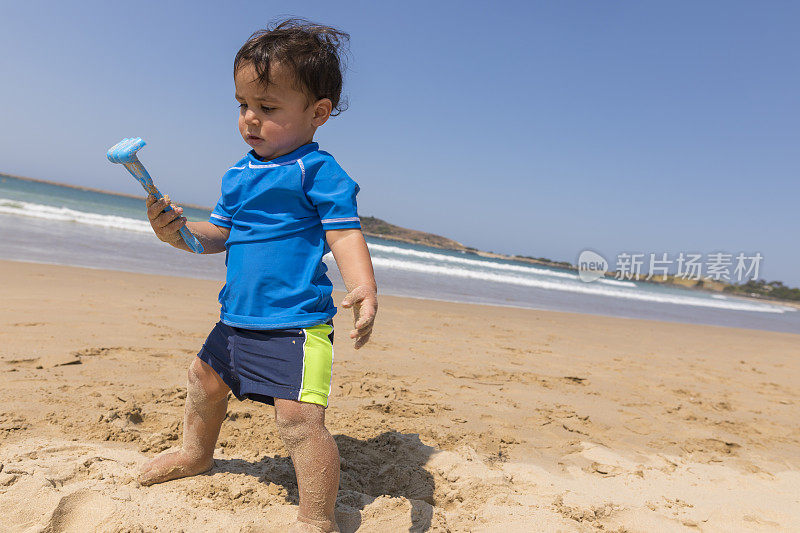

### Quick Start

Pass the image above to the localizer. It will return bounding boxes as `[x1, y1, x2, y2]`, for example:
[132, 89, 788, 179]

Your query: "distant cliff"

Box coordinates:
[360, 216, 470, 251]
[360, 215, 574, 269]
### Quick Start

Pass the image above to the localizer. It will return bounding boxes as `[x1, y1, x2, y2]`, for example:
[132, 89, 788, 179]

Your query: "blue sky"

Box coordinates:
[1, 1, 798, 285]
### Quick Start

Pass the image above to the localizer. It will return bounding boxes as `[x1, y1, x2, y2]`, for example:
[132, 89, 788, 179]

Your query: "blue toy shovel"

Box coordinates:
[107, 137, 204, 254]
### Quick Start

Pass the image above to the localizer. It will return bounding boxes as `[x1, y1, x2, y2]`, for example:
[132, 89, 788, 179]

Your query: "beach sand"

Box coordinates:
[1, 259, 798, 532]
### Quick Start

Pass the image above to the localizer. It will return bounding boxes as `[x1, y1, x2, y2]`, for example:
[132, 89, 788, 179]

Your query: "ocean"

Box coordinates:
[1, 174, 798, 334]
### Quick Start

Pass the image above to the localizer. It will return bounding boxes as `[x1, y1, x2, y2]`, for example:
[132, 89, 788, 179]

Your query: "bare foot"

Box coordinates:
[287, 521, 336, 533]
[138, 449, 214, 486]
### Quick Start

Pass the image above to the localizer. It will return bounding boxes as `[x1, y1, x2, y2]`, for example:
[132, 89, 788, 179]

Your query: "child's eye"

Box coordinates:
[238, 102, 247, 109]
[261, 106, 274, 113]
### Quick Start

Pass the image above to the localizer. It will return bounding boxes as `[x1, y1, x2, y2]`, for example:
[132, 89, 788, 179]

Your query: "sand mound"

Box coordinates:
[0, 436, 526, 532]
[5, 435, 797, 532]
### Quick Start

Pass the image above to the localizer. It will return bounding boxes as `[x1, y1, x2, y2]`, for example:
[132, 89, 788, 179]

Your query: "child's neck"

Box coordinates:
[252, 139, 315, 162]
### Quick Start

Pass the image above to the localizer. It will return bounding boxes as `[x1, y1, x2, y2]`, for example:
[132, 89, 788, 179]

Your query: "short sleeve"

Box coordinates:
[303, 158, 361, 230]
[209, 194, 233, 228]
[208, 165, 243, 228]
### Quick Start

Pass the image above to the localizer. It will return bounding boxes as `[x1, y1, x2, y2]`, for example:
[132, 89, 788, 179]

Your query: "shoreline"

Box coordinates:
[4, 172, 799, 309]
[3, 257, 796, 336]
[0, 173, 800, 310]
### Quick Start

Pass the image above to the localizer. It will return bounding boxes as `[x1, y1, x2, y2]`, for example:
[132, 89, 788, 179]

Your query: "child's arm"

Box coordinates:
[146, 195, 229, 254]
[326, 228, 378, 349]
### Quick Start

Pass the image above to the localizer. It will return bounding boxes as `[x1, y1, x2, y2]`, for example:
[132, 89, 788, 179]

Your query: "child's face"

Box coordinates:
[234, 62, 331, 161]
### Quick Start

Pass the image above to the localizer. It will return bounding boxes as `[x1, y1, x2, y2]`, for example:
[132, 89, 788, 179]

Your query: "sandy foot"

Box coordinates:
[138, 449, 214, 486]
[287, 521, 335, 533]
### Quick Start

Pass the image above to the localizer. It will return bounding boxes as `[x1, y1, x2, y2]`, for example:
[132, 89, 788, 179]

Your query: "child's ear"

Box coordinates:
[312, 98, 333, 127]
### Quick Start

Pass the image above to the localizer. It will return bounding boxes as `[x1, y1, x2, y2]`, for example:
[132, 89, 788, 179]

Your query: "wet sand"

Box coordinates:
[1, 260, 798, 531]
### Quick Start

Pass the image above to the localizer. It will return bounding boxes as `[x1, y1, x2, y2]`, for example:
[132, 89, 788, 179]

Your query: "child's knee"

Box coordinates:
[188, 357, 229, 403]
[275, 401, 324, 449]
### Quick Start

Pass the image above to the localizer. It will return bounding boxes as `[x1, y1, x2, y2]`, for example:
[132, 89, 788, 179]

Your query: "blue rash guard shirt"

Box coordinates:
[208, 142, 361, 329]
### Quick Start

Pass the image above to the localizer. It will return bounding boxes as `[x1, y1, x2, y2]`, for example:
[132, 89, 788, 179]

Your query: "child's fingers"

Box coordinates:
[341, 285, 373, 308]
[147, 197, 169, 220]
[146, 197, 162, 219]
[147, 195, 180, 218]
[345, 293, 377, 342]
[353, 335, 370, 350]
[153, 206, 184, 229]
[350, 319, 373, 338]
[162, 216, 187, 234]
[354, 314, 372, 330]
[343, 289, 378, 310]
[354, 330, 372, 350]
[350, 324, 372, 338]
[351, 300, 376, 327]
[341, 294, 358, 308]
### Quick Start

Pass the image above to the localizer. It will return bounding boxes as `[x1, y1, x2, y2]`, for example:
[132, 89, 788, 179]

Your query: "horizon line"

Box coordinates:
[0, 172, 214, 211]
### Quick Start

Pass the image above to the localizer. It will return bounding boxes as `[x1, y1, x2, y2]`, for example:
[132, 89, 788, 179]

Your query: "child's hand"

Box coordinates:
[341, 285, 377, 350]
[146, 194, 187, 246]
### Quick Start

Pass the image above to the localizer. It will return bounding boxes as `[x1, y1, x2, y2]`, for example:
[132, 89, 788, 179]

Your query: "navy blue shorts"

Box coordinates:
[197, 320, 335, 407]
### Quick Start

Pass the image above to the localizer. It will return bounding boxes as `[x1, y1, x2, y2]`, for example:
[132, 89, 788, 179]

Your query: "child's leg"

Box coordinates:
[274, 398, 340, 533]
[139, 357, 230, 486]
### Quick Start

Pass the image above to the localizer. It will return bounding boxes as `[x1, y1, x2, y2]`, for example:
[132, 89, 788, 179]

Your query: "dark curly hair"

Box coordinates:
[234, 18, 349, 115]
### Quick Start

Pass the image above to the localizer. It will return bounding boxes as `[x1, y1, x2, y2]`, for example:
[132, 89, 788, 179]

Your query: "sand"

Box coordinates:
[0, 259, 798, 532]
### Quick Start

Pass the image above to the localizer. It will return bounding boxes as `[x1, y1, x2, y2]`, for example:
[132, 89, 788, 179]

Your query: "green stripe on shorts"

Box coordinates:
[299, 322, 334, 407]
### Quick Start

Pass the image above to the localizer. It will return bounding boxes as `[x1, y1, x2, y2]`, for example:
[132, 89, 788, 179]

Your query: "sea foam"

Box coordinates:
[368, 255, 790, 314]
[0, 198, 152, 233]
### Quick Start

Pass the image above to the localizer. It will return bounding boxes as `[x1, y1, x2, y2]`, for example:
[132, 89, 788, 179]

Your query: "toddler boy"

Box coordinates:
[138, 19, 377, 533]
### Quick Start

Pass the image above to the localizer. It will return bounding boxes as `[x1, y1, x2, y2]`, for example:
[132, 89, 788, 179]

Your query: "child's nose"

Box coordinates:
[244, 109, 259, 124]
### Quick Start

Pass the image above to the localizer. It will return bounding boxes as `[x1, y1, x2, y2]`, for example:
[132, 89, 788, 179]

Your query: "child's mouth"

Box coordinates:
[246, 135, 263, 144]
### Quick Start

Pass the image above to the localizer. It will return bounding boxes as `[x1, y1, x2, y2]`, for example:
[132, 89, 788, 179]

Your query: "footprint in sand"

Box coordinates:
[42, 489, 117, 532]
